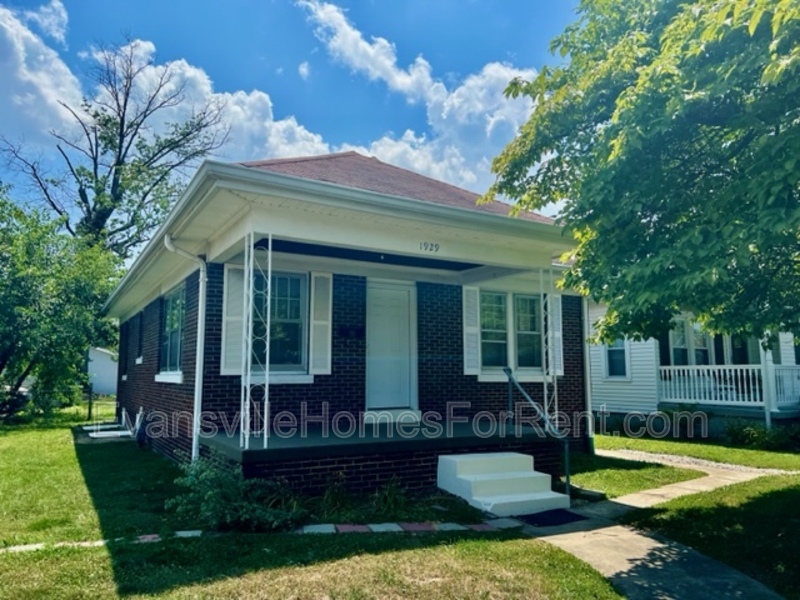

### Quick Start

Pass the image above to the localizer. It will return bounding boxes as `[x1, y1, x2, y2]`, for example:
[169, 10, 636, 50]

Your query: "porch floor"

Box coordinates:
[201, 421, 560, 464]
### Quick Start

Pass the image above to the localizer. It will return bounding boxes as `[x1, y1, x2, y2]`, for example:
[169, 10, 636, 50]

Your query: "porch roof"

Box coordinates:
[105, 153, 574, 321]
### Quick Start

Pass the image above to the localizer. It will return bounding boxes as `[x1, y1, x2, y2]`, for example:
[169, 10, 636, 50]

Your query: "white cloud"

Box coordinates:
[298, 0, 535, 194]
[298, 61, 310, 80]
[0, 4, 82, 144]
[298, 0, 445, 104]
[22, 0, 67, 45]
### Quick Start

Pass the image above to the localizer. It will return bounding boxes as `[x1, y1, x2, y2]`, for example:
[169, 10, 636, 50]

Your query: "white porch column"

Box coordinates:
[760, 344, 774, 429]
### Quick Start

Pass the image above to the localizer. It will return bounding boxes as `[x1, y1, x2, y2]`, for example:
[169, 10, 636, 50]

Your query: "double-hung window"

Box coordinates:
[479, 292, 543, 370]
[606, 338, 627, 377]
[160, 284, 185, 373]
[252, 272, 308, 372]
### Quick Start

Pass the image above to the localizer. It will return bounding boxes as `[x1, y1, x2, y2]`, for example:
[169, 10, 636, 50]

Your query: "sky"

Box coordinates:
[0, 0, 578, 210]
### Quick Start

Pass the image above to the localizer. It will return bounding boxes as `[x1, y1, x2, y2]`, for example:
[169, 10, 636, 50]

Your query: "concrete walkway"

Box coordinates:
[522, 449, 782, 599]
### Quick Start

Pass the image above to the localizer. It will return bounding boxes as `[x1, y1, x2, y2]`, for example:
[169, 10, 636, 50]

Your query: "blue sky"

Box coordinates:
[0, 0, 577, 203]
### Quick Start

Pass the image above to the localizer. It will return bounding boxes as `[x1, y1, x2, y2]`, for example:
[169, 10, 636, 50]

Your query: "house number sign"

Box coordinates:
[419, 242, 440, 252]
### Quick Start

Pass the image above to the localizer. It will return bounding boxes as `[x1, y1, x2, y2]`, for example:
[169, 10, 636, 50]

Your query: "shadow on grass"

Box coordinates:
[569, 452, 667, 476]
[71, 430, 522, 596]
[620, 476, 800, 599]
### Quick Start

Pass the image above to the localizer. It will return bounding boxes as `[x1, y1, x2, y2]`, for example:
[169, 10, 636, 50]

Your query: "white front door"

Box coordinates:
[366, 281, 417, 411]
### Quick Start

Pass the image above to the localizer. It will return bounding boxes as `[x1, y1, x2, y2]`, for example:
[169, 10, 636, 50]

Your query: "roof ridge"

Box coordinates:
[240, 150, 361, 168]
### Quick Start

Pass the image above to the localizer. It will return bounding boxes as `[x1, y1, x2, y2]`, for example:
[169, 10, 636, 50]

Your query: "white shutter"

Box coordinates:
[221, 266, 244, 374]
[463, 286, 481, 375]
[309, 272, 332, 375]
[550, 294, 564, 376]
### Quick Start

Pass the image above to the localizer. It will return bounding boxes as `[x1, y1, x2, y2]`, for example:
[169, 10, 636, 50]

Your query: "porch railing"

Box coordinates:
[775, 366, 800, 409]
[658, 366, 764, 406]
[503, 367, 570, 500]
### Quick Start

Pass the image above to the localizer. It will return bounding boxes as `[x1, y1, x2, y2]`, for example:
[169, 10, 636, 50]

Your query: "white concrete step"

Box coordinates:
[457, 471, 554, 497]
[472, 491, 571, 517]
[438, 452, 533, 478]
[437, 452, 569, 517]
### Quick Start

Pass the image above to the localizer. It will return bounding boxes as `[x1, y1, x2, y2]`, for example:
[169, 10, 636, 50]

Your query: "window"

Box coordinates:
[671, 319, 689, 365]
[515, 295, 542, 368]
[135, 312, 144, 363]
[480, 292, 507, 367]
[160, 284, 185, 373]
[692, 323, 711, 365]
[479, 292, 542, 369]
[252, 273, 308, 371]
[606, 338, 627, 377]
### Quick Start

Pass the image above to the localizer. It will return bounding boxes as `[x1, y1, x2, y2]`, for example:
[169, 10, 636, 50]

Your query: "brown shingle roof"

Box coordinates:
[240, 151, 554, 224]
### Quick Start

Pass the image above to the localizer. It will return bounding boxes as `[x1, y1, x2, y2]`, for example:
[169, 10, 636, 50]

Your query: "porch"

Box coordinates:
[200, 420, 569, 493]
[658, 365, 800, 417]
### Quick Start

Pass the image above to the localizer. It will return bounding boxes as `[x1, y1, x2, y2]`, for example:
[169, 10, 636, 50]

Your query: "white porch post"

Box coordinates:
[240, 231, 255, 449]
[263, 234, 272, 448]
[761, 344, 774, 429]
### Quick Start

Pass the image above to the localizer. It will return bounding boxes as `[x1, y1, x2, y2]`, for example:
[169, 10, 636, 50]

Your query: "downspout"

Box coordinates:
[582, 297, 595, 454]
[164, 235, 207, 461]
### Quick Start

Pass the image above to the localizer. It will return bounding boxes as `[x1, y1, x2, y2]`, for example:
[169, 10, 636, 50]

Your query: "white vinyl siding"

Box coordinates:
[588, 302, 659, 414]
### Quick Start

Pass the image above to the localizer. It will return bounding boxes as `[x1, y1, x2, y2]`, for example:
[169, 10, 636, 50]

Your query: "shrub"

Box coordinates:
[370, 478, 408, 520]
[166, 452, 307, 532]
[724, 420, 793, 451]
[0, 389, 29, 421]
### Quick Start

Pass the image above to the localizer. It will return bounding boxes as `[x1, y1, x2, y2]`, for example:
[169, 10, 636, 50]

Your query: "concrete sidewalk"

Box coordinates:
[522, 449, 782, 599]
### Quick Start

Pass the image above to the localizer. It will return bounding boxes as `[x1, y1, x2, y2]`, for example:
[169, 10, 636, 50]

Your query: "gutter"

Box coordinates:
[583, 296, 595, 454]
[164, 235, 207, 461]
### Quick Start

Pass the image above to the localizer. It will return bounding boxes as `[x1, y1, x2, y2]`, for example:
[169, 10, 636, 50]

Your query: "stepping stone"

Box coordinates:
[174, 530, 203, 538]
[336, 524, 370, 533]
[466, 523, 498, 531]
[302, 524, 337, 534]
[368, 523, 404, 533]
[435, 522, 468, 531]
[55, 540, 107, 548]
[135, 534, 162, 543]
[4, 543, 45, 553]
[485, 518, 524, 530]
[399, 522, 436, 532]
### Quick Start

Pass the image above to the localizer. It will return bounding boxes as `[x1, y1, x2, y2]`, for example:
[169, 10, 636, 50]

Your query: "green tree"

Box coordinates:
[3, 38, 227, 259]
[0, 190, 119, 418]
[486, 0, 800, 342]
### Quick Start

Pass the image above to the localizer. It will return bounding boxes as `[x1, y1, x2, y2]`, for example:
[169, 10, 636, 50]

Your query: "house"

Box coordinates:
[104, 152, 589, 503]
[86, 347, 118, 396]
[587, 302, 800, 430]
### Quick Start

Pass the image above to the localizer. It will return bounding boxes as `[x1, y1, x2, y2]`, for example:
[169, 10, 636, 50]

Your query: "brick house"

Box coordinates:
[105, 152, 589, 498]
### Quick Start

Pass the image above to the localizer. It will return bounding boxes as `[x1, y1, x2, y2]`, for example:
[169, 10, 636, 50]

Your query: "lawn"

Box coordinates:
[567, 452, 703, 498]
[622, 475, 800, 600]
[0, 533, 623, 599]
[594, 435, 800, 599]
[0, 402, 623, 599]
[595, 434, 800, 470]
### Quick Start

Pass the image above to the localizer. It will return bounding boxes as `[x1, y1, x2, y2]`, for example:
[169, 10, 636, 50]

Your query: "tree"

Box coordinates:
[3, 38, 227, 259]
[0, 190, 119, 418]
[486, 0, 800, 343]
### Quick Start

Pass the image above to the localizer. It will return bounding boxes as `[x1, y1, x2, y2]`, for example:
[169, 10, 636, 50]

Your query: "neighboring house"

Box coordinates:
[104, 152, 590, 493]
[87, 347, 118, 396]
[587, 303, 800, 428]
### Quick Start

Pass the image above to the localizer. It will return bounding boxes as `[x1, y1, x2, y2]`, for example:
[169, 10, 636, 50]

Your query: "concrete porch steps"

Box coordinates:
[437, 452, 570, 517]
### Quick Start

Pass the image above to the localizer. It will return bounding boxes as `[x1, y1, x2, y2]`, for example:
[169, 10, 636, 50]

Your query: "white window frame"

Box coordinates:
[252, 271, 309, 374]
[220, 265, 321, 384]
[477, 290, 545, 382]
[156, 283, 185, 383]
[604, 338, 631, 380]
[668, 318, 716, 366]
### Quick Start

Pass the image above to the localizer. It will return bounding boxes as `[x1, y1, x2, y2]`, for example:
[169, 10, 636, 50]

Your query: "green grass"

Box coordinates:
[0, 533, 623, 599]
[595, 435, 800, 470]
[567, 452, 703, 498]
[0, 402, 190, 546]
[622, 475, 800, 600]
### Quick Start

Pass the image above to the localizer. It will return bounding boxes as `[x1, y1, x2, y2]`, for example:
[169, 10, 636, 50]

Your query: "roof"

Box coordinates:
[240, 151, 553, 224]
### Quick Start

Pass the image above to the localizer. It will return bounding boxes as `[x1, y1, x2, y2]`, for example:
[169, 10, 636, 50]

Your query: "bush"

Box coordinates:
[724, 420, 796, 451]
[166, 452, 307, 533]
[0, 389, 29, 421]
